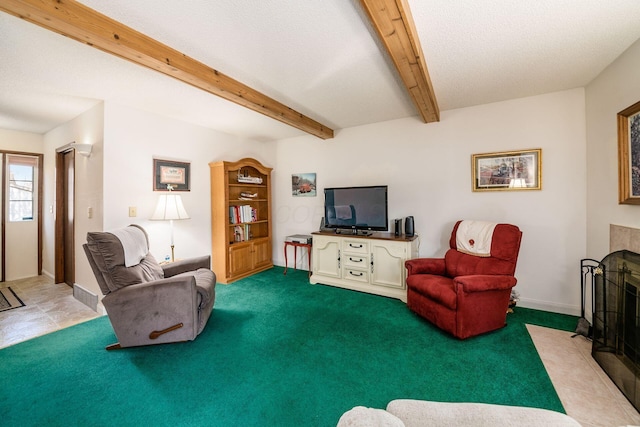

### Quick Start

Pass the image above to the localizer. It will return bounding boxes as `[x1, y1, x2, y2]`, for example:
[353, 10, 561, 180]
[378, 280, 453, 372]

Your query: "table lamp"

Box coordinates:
[150, 185, 190, 261]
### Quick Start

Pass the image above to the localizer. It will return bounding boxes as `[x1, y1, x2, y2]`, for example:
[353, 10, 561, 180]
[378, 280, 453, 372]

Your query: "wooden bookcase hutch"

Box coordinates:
[209, 158, 273, 283]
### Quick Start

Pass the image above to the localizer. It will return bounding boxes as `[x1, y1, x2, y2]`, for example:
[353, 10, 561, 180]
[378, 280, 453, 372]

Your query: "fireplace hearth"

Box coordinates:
[593, 250, 640, 411]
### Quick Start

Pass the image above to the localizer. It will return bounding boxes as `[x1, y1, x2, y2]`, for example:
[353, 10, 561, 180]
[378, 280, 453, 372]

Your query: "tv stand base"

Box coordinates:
[310, 232, 418, 302]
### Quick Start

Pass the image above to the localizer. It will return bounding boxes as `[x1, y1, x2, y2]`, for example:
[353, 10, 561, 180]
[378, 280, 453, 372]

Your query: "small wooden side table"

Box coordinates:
[284, 241, 312, 277]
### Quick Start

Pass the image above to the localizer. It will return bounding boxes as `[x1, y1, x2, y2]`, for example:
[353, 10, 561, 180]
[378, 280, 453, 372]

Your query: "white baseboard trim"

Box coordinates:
[41, 269, 54, 280]
[519, 297, 581, 317]
[73, 283, 99, 312]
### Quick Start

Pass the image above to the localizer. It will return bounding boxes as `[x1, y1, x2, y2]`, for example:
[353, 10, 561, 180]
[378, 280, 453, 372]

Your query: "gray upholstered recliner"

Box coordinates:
[83, 224, 216, 350]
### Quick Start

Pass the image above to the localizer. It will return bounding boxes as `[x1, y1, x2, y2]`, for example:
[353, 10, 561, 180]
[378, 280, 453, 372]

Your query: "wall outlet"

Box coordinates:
[128, 206, 137, 217]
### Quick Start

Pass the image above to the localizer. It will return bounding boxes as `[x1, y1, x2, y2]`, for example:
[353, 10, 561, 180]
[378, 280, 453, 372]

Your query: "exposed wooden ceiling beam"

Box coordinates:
[360, 0, 440, 123]
[0, 0, 334, 139]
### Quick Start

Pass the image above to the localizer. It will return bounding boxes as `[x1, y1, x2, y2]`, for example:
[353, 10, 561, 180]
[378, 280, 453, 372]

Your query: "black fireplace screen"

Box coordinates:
[593, 250, 640, 411]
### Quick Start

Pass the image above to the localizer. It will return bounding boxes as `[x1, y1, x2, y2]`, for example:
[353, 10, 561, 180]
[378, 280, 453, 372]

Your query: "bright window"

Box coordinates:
[8, 155, 37, 222]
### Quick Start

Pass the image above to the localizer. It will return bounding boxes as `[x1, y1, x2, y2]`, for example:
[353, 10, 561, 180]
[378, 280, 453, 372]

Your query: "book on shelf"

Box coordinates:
[229, 205, 258, 224]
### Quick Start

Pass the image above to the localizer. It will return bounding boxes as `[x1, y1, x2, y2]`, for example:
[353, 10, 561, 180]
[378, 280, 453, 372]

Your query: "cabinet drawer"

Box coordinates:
[343, 240, 369, 254]
[344, 268, 369, 283]
[344, 254, 368, 268]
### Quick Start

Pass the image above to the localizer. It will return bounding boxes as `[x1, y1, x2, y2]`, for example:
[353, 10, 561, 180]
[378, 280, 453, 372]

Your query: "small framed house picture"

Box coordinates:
[153, 159, 190, 191]
[292, 173, 316, 197]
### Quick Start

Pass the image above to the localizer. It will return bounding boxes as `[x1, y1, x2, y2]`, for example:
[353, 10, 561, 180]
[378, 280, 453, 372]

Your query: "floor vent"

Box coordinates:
[73, 283, 98, 312]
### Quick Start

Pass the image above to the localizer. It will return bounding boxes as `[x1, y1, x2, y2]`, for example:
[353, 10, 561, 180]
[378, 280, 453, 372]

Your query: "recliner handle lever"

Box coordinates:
[149, 323, 184, 339]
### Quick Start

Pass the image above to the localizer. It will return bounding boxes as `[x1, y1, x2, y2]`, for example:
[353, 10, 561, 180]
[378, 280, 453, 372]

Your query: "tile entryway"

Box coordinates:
[0, 275, 100, 349]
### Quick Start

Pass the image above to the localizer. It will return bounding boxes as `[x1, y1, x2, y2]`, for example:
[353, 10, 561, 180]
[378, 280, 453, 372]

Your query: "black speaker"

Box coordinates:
[394, 218, 403, 236]
[405, 216, 415, 237]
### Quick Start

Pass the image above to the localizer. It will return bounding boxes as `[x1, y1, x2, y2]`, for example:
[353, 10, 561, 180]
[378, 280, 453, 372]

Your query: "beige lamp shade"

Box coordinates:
[150, 194, 190, 221]
[150, 194, 189, 261]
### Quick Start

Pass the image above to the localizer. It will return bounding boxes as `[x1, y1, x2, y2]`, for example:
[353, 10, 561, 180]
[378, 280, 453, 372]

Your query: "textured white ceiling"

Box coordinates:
[1, 1, 640, 141]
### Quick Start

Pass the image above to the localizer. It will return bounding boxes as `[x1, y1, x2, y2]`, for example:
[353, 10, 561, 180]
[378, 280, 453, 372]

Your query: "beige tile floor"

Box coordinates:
[528, 324, 640, 427]
[0, 275, 101, 349]
[1, 277, 639, 426]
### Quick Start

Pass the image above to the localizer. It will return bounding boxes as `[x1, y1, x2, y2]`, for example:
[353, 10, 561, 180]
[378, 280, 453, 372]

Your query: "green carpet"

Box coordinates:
[0, 267, 577, 426]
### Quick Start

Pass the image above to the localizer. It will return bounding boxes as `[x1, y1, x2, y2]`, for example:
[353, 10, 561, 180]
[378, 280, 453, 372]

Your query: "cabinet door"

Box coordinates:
[312, 236, 341, 278]
[228, 244, 253, 278]
[371, 241, 407, 289]
[252, 238, 272, 269]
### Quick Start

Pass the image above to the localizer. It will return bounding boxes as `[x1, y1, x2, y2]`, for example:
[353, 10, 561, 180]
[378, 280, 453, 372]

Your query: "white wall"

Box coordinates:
[586, 38, 640, 259]
[36, 101, 278, 298]
[43, 103, 105, 289]
[33, 101, 277, 301]
[0, 129, 43, 153]
[101, 102, 277, 270]
[274, 88, 587, 315]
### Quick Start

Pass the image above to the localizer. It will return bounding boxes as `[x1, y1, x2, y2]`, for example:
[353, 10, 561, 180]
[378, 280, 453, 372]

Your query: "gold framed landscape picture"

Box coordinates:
[618, 100, 640, 204]
[472, 149, 542, 192]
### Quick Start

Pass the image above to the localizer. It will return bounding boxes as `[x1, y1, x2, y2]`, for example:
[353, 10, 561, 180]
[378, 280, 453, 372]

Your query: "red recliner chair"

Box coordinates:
[405, 220, 522, 339]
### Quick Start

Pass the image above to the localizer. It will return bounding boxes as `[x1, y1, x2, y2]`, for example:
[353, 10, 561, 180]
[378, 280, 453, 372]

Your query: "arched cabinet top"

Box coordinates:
[210, 157, 272, 175]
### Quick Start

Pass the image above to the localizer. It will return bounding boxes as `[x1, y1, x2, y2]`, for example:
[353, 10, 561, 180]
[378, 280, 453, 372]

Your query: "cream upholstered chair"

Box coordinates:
[83, 224, 216, 350]
[337, 400, 581, 426]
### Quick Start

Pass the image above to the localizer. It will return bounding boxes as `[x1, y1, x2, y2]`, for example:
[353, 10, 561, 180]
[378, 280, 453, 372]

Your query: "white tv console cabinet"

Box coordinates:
[310, 231, 419, 302]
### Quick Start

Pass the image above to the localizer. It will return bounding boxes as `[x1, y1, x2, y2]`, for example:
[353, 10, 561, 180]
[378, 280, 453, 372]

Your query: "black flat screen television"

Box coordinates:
[324, 185, 388, 233]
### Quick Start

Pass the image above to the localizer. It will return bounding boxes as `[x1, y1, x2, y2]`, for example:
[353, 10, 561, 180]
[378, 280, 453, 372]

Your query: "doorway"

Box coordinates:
[1, 152, 43, 282]
[55, 148, 75, 286]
